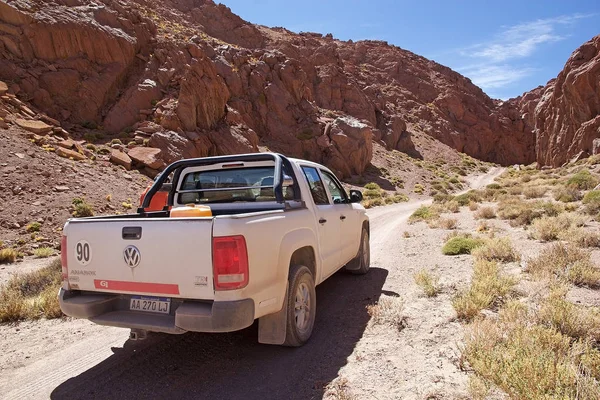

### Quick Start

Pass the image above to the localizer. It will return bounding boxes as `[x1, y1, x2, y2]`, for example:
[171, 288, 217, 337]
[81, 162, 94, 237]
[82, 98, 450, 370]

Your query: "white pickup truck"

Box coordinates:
[59, 153, 369, 346]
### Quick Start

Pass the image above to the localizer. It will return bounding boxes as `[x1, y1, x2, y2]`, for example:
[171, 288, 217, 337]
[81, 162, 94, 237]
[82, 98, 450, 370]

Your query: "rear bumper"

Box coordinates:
[59, 288, 255, 334]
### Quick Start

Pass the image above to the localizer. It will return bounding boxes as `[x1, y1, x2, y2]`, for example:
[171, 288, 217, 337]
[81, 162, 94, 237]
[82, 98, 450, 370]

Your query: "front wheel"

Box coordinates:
[346, 227, 370, 275]
[283, 265, 316, 347]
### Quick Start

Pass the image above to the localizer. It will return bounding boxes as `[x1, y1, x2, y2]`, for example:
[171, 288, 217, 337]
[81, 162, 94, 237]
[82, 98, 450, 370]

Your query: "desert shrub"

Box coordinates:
[414, 269, 441, 297]
[390, 193, 409, 203]
[582, 190, 600, 215]
[364, 182, 380, 190]
[362, 198, 384, 209]
[474, 206, 496, 219]
[463, 304, 600, 400]
[0, 258, 63, 322]
[523, 185, 547, 199]
[33, 247, 55, 258]
[566, 227, 600, 248]
[409, 206, 439, 224]
[553, 185, 582, 203]
[486, 183, 501, 190]
[468, 201, 479, 211]
[413, 184, 425, 194]
[454, 191, 482, 206]
[529, 213, 587, 242]
[537, 289, 600, 343]
[429, 217, 457, 230]
[526, 243, 600, 287]
[567, 169, 599, 190]
[507, 185, 523, 195]
[433, 193, 453, 204]
[72, 198, 94, 217]
[472, 237, 520, 263]
[363, 189, 382, 199]
[452, 259, 515, 321]
[0, 248, 18, 264]
[442, 235, 483, 255]
[442, 200, 459, 213]
[26, 222, 41, 232]
[367, 296, 406, 331]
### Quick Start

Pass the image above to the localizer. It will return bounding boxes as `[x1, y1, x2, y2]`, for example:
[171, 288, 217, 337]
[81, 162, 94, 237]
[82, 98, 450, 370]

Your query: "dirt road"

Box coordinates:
[0, 168, 504, 400]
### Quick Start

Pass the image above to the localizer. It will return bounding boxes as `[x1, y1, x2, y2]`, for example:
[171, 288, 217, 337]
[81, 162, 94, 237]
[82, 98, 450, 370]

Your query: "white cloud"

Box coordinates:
[454, 13, 594, 97]
[463, 14, 591, 62]
[457, 64, 536, 88]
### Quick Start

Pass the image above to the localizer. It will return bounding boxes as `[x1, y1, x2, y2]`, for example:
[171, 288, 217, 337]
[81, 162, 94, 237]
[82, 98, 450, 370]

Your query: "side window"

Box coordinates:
[321, 170, 348, 204]
[301, 166, 329, 205]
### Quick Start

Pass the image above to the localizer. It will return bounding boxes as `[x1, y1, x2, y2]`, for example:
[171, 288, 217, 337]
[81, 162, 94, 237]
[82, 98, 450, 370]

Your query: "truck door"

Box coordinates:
[320, 169, 360, 265]
[301, 166, 342, 279]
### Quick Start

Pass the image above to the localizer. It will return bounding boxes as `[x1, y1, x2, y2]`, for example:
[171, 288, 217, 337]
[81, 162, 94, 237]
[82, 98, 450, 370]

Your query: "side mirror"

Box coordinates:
[349, 190, 363, 203]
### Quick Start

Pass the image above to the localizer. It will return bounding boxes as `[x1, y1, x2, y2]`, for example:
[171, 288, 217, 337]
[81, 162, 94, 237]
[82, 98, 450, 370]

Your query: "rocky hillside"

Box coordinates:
[532, 35, 600, 167]
[0, 0, 538, 180]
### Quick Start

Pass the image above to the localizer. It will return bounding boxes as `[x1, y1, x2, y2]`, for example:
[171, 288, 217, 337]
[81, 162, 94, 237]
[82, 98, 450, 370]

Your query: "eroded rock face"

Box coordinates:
[534, 35, 600, 167]
[2, 0, 595, 176]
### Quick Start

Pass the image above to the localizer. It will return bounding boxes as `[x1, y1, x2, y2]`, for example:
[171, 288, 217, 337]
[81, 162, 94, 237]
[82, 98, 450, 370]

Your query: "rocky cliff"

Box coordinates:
[532, 35, 600, 167]
[0, 0, 592, 177]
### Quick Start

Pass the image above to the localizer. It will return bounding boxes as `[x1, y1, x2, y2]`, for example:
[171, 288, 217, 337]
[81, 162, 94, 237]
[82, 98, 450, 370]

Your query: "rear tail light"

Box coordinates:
[212, 235, 249, 290]
[60, 235, 69, 290]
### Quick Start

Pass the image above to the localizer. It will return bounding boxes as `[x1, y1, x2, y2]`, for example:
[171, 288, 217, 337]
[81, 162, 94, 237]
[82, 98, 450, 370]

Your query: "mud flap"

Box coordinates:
[258, 282, 288, 345]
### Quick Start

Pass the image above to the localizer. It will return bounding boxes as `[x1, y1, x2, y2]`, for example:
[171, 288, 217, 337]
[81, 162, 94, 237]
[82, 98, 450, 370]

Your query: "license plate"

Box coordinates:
[130, 296, 171, 314]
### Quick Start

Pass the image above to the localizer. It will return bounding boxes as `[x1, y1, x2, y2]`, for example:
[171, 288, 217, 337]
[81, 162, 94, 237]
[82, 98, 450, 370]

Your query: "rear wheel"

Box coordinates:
[283, 265, 316, 347]
[346, 227, 370, 275]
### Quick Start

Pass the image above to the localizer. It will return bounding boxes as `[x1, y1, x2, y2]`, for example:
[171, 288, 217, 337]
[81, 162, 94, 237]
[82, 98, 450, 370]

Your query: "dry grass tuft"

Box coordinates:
[523, 185, 548, 199]
[445, 200, 460, 213]
[468, 201, 479, 211]
[472, 236, 520, 263]
[553, 185, 582, 203]
[33, 247, 55, 258]
[526, 243, 600, 287]
[462, 302, 600, 400]
[529, 213, 587, 242]
[429, 217, 457, 230]
[567, 169, 599, 190]
[0, 258, 63, 322]
[0, 248, 18, 264]
[474, 206, 496, 219]
[367, 296, 406, 331]
[452, 259, 515, 321]
[537, 289, 600, 343]
[566, 227, 600, 248]
[414, 269, 441, 297]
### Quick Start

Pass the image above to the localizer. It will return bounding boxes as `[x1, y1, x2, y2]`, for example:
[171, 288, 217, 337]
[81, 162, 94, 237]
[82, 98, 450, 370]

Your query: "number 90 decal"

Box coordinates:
[74, 240, 92, 266]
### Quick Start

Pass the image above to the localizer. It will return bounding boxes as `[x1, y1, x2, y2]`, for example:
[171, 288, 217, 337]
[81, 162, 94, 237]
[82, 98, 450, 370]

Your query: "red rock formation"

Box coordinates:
[534, 35, 600, 167]
[6, 0, 596, 177]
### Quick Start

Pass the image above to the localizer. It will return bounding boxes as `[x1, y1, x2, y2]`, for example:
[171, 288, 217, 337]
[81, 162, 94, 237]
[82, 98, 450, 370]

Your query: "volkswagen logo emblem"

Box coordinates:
[123, 245, 141, 268]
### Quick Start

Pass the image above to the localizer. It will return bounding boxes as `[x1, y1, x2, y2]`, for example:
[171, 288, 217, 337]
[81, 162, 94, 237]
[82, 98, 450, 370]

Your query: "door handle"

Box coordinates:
[319, 218, 327, 224]
[340, 215, 346, 220]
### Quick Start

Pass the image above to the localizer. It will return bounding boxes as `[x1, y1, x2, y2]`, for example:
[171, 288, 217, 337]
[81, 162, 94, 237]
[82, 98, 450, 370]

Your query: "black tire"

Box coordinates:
[283, 265, 316, 347]
[346, 227, 370, 275]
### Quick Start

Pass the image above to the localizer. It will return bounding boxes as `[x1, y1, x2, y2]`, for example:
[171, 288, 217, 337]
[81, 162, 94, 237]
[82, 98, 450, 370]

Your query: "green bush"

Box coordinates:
[567, 169, 599, 190]
[409, 206, 438, 223]
[26, 222, 41, 232]
[72, 199, 94, 218]
[454, 191, 481, 206]
[582, 190, 600, 215]
[364, 182, 381, 190]
[442, 236, 483, 255]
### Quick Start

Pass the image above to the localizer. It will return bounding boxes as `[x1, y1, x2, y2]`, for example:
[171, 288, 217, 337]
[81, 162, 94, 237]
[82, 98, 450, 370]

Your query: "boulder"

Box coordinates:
[327, 117, 373, 177]
[56, 146, 86, 161]
[128, 147, 165, 170]
[15, 118, 52, 134]
[110, 150, 132, 170]
[0, 81, 7, 95]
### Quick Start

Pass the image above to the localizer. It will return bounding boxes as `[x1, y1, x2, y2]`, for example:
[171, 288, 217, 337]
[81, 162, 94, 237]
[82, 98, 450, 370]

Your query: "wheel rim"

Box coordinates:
[294, 282, 311, 332]
[362, 233, 370, 268]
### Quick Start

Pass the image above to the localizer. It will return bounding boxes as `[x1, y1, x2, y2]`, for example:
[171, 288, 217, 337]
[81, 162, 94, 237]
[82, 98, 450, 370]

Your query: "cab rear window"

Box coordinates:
[178, 167, 294, 204]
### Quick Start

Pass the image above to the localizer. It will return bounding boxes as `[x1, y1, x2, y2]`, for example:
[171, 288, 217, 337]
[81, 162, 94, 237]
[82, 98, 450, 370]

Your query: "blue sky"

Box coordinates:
[217, 1, 599, 99]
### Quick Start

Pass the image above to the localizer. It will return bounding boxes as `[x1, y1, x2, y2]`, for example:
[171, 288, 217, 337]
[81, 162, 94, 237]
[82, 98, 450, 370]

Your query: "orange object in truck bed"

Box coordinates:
[139, 183, 171, 211]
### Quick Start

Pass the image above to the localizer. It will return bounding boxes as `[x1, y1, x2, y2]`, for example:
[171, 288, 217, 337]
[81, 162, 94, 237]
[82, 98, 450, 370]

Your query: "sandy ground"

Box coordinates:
[0, 168, 508, 400]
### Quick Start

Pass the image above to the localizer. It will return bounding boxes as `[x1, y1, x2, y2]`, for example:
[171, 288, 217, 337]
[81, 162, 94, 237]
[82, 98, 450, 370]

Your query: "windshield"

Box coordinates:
[178, 166, 294, 204]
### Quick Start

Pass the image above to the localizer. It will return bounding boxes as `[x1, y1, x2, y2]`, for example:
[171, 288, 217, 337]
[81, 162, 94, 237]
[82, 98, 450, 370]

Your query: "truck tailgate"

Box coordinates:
[65, 218, 214, 299]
